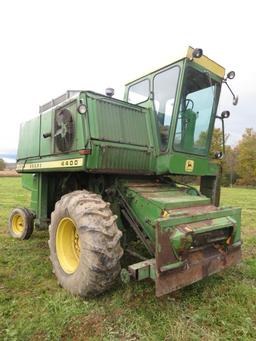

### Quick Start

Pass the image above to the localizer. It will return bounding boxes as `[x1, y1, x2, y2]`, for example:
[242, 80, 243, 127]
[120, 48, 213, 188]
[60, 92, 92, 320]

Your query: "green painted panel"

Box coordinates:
[86, 92, 152, 147]
[156, 152, 219, 176]
[22, 173, 39, 213]
[21, 173, 34, 191]
[40, 110, 53, 156]
[119, 179, 241, 249]
[127, 182, 210, 210]
[141, 192, 210, 209]
[96, 145, 152, 172]
[17, 117, 40, 159]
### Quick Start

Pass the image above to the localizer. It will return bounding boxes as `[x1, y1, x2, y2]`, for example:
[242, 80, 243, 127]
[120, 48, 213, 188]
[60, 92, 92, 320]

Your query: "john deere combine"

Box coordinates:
[9, 47, 241, 297]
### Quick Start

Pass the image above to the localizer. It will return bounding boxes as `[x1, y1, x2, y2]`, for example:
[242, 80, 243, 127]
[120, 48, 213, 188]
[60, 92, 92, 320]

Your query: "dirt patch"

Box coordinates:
[31, 331, 48, 341]
[60, 313, 106, 341]
[60, 309, 139, 341]
[0, 170, 20, 177]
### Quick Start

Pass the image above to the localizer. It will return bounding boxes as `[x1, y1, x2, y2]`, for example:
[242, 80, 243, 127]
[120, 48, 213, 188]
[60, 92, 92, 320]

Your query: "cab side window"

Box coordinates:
[128, 79, 150, 105]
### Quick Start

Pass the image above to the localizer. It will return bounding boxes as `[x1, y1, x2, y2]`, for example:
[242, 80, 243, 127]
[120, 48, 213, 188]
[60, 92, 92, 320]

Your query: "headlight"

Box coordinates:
[77, 104, 87, 114]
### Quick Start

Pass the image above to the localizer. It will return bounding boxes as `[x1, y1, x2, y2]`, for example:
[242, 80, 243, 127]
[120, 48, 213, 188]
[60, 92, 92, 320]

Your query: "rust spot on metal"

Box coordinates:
[184, 226, 192, 232]
[155, 224, 178, 270]
[155, 245, 241, 297]
[226, 236, 232, 245]
[177, 219, 214, 233]
[168, 205, 218, 216]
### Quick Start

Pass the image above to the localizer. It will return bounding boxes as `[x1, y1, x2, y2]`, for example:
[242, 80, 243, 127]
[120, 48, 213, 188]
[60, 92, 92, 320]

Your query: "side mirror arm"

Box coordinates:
[215, 115, 226, 156]
[223, 80, 239, 105]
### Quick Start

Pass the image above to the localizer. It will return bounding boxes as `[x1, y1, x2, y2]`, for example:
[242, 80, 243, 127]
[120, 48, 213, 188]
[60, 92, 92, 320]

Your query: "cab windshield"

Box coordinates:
[154, 66, 180, 151]
[173, 67, 220, 156]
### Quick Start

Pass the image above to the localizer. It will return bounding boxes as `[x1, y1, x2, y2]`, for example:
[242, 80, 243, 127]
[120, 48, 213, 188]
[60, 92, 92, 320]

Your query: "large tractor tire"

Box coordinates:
[49, 190, 123, 297]
[8, 207, 34, 240]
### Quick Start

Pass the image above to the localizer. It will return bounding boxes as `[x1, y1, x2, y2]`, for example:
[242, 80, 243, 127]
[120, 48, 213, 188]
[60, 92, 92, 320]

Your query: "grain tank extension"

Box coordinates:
[9, 47, 241, 297]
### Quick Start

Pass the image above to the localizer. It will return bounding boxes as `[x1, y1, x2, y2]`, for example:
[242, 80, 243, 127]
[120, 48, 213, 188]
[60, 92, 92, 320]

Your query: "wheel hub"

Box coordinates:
[56, 217, 80, 274]
[12, 214, 25, 235]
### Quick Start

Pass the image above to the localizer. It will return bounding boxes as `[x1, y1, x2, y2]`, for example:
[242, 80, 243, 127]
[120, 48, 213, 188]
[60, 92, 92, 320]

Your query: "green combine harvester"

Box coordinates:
[9, 47, 241, 297]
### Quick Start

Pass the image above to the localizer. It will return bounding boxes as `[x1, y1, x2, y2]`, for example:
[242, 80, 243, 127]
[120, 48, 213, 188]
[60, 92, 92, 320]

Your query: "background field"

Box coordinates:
[0, 177, 256, 341]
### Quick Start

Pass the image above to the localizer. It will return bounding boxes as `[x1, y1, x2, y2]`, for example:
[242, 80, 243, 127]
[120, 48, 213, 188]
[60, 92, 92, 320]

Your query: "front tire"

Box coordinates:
[8, 207, 34, 240]
[49, 190, 123, 297]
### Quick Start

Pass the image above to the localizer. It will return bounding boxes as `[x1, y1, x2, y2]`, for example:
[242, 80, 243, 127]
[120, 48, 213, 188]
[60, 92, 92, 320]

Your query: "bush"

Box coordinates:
[0, 159, 5, 171]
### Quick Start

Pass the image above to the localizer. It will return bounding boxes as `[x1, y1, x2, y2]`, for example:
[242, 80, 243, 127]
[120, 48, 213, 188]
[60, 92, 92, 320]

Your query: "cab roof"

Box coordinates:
[125, 46, 225, 86]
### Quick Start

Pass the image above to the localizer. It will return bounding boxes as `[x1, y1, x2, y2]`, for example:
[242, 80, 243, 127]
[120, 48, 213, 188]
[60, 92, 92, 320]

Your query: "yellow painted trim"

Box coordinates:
[186, 47, 225, 78]
[16, 158, 84, 171]
[16, 164, 24, 171]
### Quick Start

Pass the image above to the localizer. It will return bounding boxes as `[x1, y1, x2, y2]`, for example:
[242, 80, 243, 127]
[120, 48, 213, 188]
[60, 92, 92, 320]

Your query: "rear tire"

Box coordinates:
[49, 190, 123, 297]
[8, 207, 34, 240]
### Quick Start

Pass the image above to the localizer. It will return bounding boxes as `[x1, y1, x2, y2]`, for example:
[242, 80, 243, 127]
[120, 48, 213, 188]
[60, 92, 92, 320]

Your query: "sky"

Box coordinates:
[0, 0, 255, 158]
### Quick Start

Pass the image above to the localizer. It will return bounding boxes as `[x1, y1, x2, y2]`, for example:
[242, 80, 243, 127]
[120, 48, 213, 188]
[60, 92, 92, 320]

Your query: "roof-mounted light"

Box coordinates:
[105, 88, 115, 97]
[227, 71, 235, 80]
[192, 48, 203, 59]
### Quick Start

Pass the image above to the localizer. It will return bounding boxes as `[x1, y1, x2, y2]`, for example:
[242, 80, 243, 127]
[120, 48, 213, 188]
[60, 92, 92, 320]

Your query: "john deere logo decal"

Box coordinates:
[185, 160, 194, 172]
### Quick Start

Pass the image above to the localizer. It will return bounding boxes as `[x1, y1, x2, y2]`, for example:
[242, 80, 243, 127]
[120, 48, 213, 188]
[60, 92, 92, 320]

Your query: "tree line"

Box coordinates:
[0, 159, 5, 171]
[212, 128, 256, 187]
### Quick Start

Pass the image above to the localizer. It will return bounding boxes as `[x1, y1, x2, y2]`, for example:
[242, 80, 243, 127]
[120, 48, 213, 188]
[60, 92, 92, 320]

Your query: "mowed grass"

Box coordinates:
[0, 178, 256, 341]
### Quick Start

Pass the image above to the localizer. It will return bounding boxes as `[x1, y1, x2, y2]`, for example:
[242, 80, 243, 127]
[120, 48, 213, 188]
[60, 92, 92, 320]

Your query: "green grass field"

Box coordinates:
[0, 177, 256, 341]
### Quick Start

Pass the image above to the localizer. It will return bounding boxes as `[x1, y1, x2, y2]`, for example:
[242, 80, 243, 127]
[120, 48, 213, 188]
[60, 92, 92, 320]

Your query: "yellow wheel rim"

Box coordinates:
[56, 217, 80, 274]
[12, 214, 25, 235]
